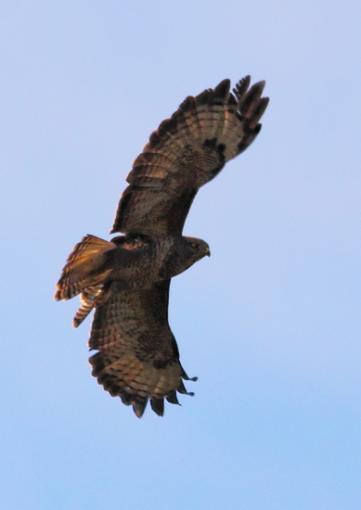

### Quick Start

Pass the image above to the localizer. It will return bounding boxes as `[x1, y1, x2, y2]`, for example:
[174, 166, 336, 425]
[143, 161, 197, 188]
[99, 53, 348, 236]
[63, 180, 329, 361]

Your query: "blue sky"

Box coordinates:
[1, 1, 361, 509]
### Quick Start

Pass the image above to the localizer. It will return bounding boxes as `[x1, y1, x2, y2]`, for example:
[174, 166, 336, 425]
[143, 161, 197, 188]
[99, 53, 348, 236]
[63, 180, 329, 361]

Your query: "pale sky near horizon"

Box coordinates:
[1, 1, 361, 509]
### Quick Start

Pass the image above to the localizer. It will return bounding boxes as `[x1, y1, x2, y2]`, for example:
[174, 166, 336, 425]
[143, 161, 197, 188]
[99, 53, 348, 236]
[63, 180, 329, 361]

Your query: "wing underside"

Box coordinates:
[112, 75, 269, 236]
[88, 280, 196, 417]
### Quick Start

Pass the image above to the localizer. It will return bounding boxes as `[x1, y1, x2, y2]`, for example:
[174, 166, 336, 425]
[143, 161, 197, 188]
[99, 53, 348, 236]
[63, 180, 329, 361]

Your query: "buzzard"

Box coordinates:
[55, 75, 269, 417]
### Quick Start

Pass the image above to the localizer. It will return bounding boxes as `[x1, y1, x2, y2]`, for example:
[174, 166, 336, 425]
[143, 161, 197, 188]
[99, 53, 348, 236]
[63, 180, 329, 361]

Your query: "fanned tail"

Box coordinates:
[55, 235, 114, 301]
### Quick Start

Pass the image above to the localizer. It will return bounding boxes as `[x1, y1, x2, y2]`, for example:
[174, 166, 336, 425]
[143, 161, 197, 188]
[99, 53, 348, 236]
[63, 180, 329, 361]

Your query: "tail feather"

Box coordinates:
[55, 235, 114, 301]
[72, 285, 104, 328]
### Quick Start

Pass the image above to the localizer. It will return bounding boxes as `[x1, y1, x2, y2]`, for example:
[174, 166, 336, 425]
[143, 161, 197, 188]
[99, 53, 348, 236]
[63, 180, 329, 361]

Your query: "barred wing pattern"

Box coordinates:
[88, 280, 196, 417]
[112, 76, 269, 236]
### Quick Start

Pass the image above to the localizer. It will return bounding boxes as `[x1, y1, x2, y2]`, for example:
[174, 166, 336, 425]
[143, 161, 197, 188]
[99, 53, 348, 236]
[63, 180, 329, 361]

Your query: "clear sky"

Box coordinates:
[1, 1, 360, 509]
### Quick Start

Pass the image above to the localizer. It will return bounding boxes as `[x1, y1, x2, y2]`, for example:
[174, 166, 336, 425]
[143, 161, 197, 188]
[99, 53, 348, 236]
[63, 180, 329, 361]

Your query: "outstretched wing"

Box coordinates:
[112, 75, 269, 237]
[88, 280, 196, 417]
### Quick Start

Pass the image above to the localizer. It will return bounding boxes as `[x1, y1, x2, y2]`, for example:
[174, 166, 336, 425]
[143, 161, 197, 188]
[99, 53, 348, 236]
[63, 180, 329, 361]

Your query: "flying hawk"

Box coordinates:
[55, 75, 269, 417]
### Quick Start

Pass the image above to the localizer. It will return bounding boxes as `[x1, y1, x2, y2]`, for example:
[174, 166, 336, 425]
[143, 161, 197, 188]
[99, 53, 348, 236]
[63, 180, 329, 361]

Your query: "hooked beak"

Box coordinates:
[206, 248, 211, 257]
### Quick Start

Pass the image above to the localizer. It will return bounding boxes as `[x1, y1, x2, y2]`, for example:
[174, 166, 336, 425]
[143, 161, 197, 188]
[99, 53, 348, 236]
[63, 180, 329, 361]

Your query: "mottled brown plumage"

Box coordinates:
[88, 280, 196, 417]
[55, 75, 269, 417]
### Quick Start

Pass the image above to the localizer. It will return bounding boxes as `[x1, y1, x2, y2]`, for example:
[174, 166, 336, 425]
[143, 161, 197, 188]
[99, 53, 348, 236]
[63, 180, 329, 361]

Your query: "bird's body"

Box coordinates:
[56, 234, 209, 297]
[55, 75, 269, 417]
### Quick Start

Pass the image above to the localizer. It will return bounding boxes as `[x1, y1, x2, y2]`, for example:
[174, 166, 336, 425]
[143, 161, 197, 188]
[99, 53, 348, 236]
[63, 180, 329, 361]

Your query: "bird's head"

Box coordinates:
[183, 237, 211, 263]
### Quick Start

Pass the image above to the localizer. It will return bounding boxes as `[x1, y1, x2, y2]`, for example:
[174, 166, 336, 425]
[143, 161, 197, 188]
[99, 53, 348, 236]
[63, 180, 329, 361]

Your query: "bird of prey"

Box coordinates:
[55, 75, 269, 417]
